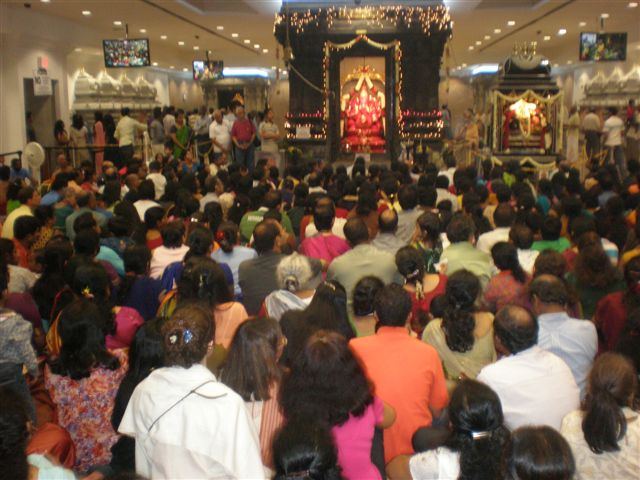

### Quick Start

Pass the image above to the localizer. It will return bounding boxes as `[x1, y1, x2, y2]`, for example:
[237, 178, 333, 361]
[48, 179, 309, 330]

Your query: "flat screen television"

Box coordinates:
[193, 60, 224, 80]
[579, 32, 627, 62]
[103, 38, 151, 68]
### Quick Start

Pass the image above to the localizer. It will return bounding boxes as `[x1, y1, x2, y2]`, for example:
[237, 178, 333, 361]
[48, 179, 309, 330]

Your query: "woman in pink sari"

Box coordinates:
[299, 202, 350, 272]
[93, 111, 105, 173]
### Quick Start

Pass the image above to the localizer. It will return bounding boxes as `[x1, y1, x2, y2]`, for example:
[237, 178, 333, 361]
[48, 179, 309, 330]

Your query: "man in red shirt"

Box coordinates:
[350, 284, 448, 463]
[230, 106, 256, 174]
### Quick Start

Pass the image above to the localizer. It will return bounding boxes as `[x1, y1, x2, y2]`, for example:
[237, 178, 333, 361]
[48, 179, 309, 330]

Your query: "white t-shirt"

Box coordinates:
[134, 199, 161, 222]
[409, 447, 460, 479]
[603, 115, 624, 147]
[146, 172, 167, 201]
[209, 121, 231, 153]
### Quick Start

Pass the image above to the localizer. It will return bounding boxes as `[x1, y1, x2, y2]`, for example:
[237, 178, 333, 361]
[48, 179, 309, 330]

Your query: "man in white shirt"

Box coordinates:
[114, 107, 147, 168]
[582, 108, 601, 162]
[509, 224, 539, 274]
[133, 180, 160, 222]
[602, 107, 626, 177]
[146, 161, 167, 201]
[477, 305, 580, 431]
[529, 275, 597, 397]
[162, 106, 176, 136]
[476, 204, 514, 254]
[435, 175, 459, 211]
[209, 110, 231, 161]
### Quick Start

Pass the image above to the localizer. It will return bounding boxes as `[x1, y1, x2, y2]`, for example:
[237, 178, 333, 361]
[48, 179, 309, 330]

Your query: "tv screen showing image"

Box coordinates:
[103, 38, 151, 68]
[193, 60, 224, 80]
[579, 32, 627, 62]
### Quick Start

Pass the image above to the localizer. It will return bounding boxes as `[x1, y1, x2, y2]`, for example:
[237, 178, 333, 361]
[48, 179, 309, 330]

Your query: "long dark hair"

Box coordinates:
[220, 317, 283, 401]
[49, 299, 120, 379]
[582, 353, 638, 453]
[280, 330, 373, 426]
[32, 238, 73, 321]
[118, 245, 152, 305]
[491, 242, 526, 284]
[0, 387, 30, 480]
[446, 380, 510, 480]
[177, 257, 232, 309]
[305, 281, 354, 341]
[71, 262, 116, 335]
[574, 243, 619, 289]
[216, 221, 238, 254]
[53, 119, 66, 137]
[183, 226, 213, 261]
[442, 270, 480, 353]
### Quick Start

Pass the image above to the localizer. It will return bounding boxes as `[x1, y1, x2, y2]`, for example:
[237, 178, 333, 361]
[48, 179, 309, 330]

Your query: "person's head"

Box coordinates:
[344, 217, 369, 246]
[277, 253, 315, 293]
[253, 219, 283, 255]
[492, 242, 526, 283]
[313, 202, 335, 232]
[184, 226, 214, 260]
[175, 108, 185, 124]
[161, 304, 214, 368]
[236, 105, 245, 119]
[398, 184, 418, 210]
[533, 250, 567, 278]
[144, 206, 165, 230]
[121, 107, 131, 117]
[76, 191, 96, 209]
[493, 305, 538, 356]
[52, 298, 120, 379]
[272, 419, 341, 480]
[504, 426, 575, 480]
[280, 330, 372, 426]
[160, 221, 185, 248]
[528, 274, 568, 315]
[50, 172, 69, 192]
[72, 112, 84, 130]
[123, 244, 151, 276]
[540, 215, 561, 241]
[18, 186, 40, 208]
[395, 246, 426, 310]
[0, 238, 16, 265]
[416, 211, 441, 246]
[447, 380, 510, 480]
[221, 317, 283, 401]
[446, 214, 475, 244]
[177, 257, 231, 308]
[125, 318, 165, 386]
[509, 224, 534, 250]
[352, 276, 384, 317]
[574, 242, 617, 290]
[582, 352, 638, 453]
[137, 179, 156, 201]
[378, 208, 398, 234]
[0, 387, 31, 480]
[374, 283, 412, 328]
[442, 270, 480, 352]
[13, 215, 41, 247]
[494, 203, 515, 228]
[265, 107, 275, 122]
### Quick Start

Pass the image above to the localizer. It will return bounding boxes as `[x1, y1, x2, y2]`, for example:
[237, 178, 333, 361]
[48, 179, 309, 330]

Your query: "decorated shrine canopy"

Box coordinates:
[275, 1, 451, 162]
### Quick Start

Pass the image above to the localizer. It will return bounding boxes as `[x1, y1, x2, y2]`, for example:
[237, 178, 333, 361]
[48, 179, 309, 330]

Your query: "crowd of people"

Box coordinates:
[0, 103, 639, 480]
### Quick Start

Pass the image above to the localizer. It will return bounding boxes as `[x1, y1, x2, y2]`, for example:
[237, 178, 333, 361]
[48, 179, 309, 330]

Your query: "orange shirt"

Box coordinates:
[349, 326, 448, 462]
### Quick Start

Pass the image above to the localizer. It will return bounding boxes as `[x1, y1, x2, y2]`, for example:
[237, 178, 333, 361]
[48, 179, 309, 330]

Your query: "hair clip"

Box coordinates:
[215, 231, 225, 242]
[82, 286, 94, 299]
[183, 329, 194, 344]
[471, 430, 491, 440]
[168, 333, 179, 345]
[323, 281, 336, 291]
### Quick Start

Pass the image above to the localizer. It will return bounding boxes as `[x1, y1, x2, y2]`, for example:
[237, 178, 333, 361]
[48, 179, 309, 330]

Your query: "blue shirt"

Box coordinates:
[96, 245, 125, 276]
[537, 311, 597, 398]
[211, 246, 258, 296]
[10, 168, 30, 180]
[40, 191, 61, 206]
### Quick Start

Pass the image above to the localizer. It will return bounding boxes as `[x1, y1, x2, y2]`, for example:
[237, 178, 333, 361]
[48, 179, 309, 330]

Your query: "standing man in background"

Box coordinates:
[114, 107, 147, 169]
[582, 107, 601, 165]
[149, 107, 165, 158]
[194, 106, 212, 164]
[231, 106, 256, 173]
[565, 106, 580, 164]
[603, 107, 626, 178]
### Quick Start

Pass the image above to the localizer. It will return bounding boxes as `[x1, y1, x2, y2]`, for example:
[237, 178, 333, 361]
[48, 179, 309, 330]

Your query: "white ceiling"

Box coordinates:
[6, 0, 640, 71]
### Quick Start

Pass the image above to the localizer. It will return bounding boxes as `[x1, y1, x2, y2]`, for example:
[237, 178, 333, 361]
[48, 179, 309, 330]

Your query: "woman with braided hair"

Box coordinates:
[395, 246, 447, 337]
[422, 270, 495, 392]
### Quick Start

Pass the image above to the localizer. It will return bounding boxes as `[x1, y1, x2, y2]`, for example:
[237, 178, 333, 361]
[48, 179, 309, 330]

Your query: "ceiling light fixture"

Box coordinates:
[139, 28, 147, 33]
[178, 41, 185, 46]
[41, 0, 50, 3]
[152, 62, 158, 66]
[484, 35, 491, 40]
[462, 63, 467, 67]
[567, 60, 573, 64]
[468, 45, 474, 50]
[543, 35, 551, 41]
[74, 47, 82, 52]
[629, 2, 639, 7]
[113, 20, 122, 26]
[263, 48, 269, 53]
[494, 28, 501, 34]
[231, 33, 239, 38]
[82, 10, 91, 16]
[182, 68, 189, 72]
[193, 46, 199, 50]
[507, 20, 516, 26]
[558, 28, 567, 35]
[216, 25, 224, 30]
[254, 44, 260, 49]
[170, 65, 175, 69]
[160, 35, 167, 40]
[600, 13, 609, 18]
[243, 39, 250, 44]
[271, 66, 277, 69]
[579, 21, 586, 27]
[475, 40, 482, 45]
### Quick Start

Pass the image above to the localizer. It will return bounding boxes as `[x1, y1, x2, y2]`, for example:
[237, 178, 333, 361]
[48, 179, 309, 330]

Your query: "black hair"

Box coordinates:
[32, 238, 74, 321]
[138, 179, 156, 200]
[378, 208, 398, 233]
[177, 257, 231, 308]
[352, 276, 385, 317]
[344, 217, 369, 246]
[374, 284, 412, 327]
[442, 270, 480, 353]
[161, 304, 214, 368]
[184, 226, 213, 261]
[0, 387, 30, 480]
[509, 224, 533, 250]
[540, 216, 561, 241]
[398, 184, 418, 210]
[13, 215, 41, 241]
[102, 182, 122, 208]
[313, 203, 335, 232]
[494, 305, 538, 355]
[0, 238, 14, 264]
[492, 242, 526, 284]
[446, 380, 510, 480]
[117, 245, 152, 305]
[73, 228, 100, 256]
[528, 275, 568, 306]
[272, 419, 342, 480]
[160, 221, 185, 248]
[494, 204, 515, 228]
[73, 211, 97, 234]
[49, 298, 120, 379]
[253, 220, 280, 255]
[50, 173, 69, 191]
[217, 221, 238, 254]
[447, 214, 475, 243]
[504, 426, 575, 480]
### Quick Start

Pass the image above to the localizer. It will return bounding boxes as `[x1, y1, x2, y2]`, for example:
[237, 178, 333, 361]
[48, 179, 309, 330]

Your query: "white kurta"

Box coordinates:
[119, 364, 265, 479]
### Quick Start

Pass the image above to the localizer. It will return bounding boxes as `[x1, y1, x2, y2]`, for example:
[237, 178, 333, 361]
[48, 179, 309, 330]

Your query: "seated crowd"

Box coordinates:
[0, 150, 639, 480]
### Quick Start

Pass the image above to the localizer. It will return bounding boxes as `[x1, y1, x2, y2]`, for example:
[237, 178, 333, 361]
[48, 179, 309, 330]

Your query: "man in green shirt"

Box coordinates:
[239, 189, 294, 243]
[532, 216, 571, 253]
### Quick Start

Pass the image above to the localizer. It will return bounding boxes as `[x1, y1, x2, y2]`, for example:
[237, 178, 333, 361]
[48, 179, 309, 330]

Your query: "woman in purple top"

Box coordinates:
[299, 202, 350, 273]
[280, 330, 396, 480]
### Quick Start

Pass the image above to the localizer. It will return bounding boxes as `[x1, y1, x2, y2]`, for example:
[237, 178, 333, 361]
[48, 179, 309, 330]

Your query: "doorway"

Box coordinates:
[23, 78, 59, 147]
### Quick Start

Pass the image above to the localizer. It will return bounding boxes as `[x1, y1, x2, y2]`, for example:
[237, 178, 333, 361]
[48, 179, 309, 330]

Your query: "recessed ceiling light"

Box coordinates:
[193, 46, 199, 50]
[579, 21, 587, 27]
[82, 10, 91, 16]
[254, 44, 260, 49]
[170, 65, 175, 69]
[494, 28, 502, 34]
[484, 35, 491, 40]
[468, 46, 474, 50]
[74, 47, 82, 52]
[231, 33, 239, 38]
[244, 39, 251, 44]
[600, 13, 609, 18]
[543, 35, 551, 41]
[475, 40, 482, 45]
[152, 62, 158, 66]
[178, 41, 185, 46]
[263, 49, 269, 53]
[567, 60, 573, 64]
[41, 0, 50, 3]
[629, 2, 638, 7]
[507, 20, 516, 26]
[160, 35, 167, 40]
[553, 63, 559, 67]
[216, 25, 224, 30]
[558, 28, 567, 36]
[113, 20, 122, 26]
[462, 63, 467, 67]
[182, 68, 189, 72]
[271, 66, 277, 69]
[139, 28, 147, 33]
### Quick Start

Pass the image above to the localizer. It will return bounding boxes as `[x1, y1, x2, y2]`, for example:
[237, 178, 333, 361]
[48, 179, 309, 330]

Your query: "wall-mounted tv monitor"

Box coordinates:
[579, 32, 627, 62]
[103, 38, 151, 68]
[193, 60, 224, 80]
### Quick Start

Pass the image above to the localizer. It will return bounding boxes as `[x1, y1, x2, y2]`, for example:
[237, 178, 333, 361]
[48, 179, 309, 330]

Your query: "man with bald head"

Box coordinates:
[371, 208, 406, 255]
[529, 274, 597, 397]
[477, 305, 579, 431]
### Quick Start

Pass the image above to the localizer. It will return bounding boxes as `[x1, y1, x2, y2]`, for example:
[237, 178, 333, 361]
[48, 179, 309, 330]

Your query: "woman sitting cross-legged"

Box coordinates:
[118, 304, 264, 479]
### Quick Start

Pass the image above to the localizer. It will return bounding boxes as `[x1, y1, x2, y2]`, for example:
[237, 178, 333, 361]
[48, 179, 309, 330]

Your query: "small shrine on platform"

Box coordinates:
[274, 1, 451, 163]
